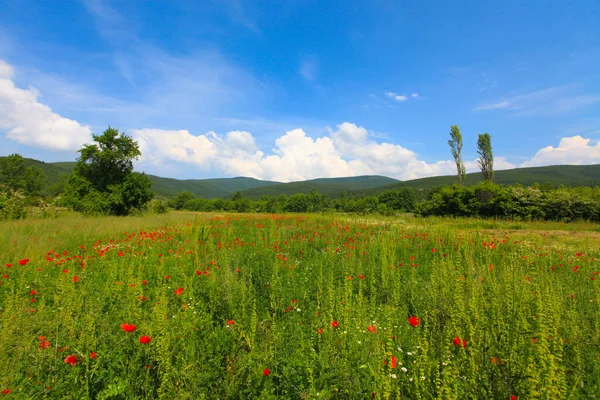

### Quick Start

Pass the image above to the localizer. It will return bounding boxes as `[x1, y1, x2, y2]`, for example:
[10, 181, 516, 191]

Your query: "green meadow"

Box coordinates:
[1, 212, 599, 399]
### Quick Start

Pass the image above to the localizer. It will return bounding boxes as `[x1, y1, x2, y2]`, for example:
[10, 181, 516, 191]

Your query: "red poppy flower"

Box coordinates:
[5, 264, 11, 268]
[1, 389, 11, 395]
[39, 340, 50, 349]
[331, 320, 339, 328]
[139, 336, 151, 344]
[263, 368, 270, 376]
[30, 290, 37, 295]
[391, 355, 397, 369]
[408, 316, 421, 327]
[121, 323, 137, 332]
[317, 327, 323, 334]
[227, 319, 235, 325]
[18, 258, 30, 266]
[142, 280, 148, 286]
[90, 352, 98, 359]
[174, 287, 183, 295]
[72, 276, 79, 283]
[367, 325, 377, 333]
[64, 355, 78, 366]
[453, 337, 467, 348]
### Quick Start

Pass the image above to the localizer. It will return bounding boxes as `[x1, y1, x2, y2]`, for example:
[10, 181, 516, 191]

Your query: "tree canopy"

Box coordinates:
[64, 127, 153, 215]
[0, 153, 46, 195]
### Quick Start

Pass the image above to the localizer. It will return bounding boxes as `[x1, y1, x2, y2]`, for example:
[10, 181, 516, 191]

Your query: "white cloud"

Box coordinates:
[133, 128, 218, 167]
[385, 92, 408, 102]
[132, 122, 463, 182]
[0, 59, 13, 79]
[411, 93, 420, 98]
[0, 59, 92, 151]
[521, 135, 600, 167]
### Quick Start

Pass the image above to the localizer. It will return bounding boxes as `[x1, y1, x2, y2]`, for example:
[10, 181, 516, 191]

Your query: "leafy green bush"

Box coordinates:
[0, 185, 27, 220]
[416, 182, 600, 222]
[150, 200, 169, 214]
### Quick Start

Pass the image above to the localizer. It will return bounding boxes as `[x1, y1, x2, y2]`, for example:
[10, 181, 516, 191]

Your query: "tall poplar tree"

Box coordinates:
[448, 125, 466, 186]
[477, 133, 494, 182]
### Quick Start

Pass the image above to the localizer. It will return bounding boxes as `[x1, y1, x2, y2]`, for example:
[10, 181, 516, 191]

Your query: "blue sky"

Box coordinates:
[1, 0, 599, 181]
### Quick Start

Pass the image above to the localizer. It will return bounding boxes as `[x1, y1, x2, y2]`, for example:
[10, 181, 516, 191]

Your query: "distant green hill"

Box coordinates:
[351, 164, 600, 198]
[0, 157, 280, 198]
[4, 156, 600, 200]
[236, 175, 400, 199]
[146, 176, 280, 198]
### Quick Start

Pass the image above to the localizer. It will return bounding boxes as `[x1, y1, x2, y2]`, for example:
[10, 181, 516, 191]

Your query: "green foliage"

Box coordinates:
[416, 181, 600, 222]
[150, 199, 169, 214]
[378, 188, 416, 211]
[0, 185, 27, 220]
[23, 166, 47, 195]
[63, 127, 153, 215]
[168, 191, 195, 210]
[0, 154, 46, 195]
[477, 133, 494, 182]
[1, 213, 599, 398]
[448, 125, 466, 186]
[183, 198, 216, 212]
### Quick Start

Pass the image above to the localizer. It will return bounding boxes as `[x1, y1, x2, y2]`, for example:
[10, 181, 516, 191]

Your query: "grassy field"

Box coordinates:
[1, 212, 599, 399]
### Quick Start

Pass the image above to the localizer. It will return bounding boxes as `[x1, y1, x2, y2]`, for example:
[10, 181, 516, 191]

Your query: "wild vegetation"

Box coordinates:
[1, 212, 599, 398]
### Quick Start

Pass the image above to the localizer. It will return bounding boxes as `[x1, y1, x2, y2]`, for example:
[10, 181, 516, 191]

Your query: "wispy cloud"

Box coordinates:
[472, 100, 511, 111]
[79, 0, 269, 127]
[221, 0, 260, 32]
[299, 59, 319, 82]
[473, 85, 600, 115]
[385, 92, 407, 102]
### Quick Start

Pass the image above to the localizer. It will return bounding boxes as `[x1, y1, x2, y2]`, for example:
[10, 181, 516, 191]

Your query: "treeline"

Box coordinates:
[416, 181, 600, 222]
[166, 181, 600, 222]
[170, 188, 417, 215]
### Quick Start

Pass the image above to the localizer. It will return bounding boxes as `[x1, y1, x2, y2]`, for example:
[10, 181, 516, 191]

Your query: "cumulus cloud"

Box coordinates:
[0, 59, 92, 151]
[132, 122, 463, 182]
[521, 135, 600, 167]
[0, 59, 13, 79]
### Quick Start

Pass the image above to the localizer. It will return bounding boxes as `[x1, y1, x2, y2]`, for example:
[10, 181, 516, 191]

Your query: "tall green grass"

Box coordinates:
[0, 212, 598, 398]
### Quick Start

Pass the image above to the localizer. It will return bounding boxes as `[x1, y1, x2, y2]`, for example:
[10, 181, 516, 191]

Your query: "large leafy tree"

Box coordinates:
[64, 127, 153, 215]
[477, 133, 494, 183]
[448, 125, 466, 186]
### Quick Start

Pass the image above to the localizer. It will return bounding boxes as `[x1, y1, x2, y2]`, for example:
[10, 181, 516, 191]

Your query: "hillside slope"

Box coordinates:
[351, 164, 600, 198]
[3, 157, 600, 199]
[236, 175, 400, 199]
